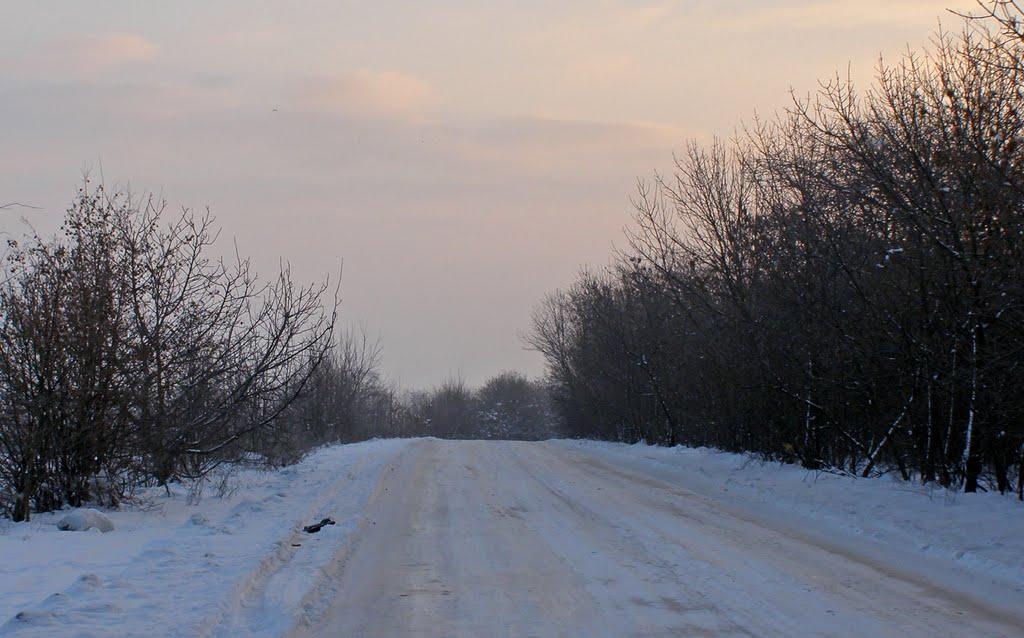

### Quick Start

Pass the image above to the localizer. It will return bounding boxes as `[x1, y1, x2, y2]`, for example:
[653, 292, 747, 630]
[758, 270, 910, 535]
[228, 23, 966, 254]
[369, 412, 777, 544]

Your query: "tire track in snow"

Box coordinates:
[533, 442, 1024, 637]
[281, 441, 428, 636]
[198, 444, 407, 637]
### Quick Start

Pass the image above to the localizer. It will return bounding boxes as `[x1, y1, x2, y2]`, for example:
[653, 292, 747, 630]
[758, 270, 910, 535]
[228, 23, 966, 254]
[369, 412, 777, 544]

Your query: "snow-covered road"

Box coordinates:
[3, 438, 1023, 637]
[297, 439, 1023, 637]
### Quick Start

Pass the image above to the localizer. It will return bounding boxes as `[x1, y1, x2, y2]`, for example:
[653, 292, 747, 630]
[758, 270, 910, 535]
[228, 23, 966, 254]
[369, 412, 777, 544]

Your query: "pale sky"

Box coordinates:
[0, 1, 972, 388]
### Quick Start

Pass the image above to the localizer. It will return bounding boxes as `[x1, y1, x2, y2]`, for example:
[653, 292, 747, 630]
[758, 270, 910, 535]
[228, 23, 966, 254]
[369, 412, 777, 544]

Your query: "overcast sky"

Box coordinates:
[0, 1, 971, 388]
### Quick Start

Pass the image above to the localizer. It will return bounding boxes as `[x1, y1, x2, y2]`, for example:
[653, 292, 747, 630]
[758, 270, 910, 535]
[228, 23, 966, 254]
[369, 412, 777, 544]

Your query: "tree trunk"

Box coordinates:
[993, 445, 1009, 494]
[962, 323, 980, 493]
[1017, 443, 1023, 502]
[922, 377, 936, 484]
[12, 487, 31, 523]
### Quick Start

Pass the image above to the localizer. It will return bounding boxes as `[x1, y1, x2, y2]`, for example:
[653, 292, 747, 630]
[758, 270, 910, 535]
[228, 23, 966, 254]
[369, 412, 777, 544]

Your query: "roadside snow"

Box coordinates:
[552, 440, 1024, 594]
[0, 439, 410, 637]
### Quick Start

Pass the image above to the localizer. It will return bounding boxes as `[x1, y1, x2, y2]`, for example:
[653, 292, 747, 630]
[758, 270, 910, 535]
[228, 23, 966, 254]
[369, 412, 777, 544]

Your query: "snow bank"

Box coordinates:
[0, 438, 411, 637]
[552, 439, 1024, 594]
[56, 509, 114, 533]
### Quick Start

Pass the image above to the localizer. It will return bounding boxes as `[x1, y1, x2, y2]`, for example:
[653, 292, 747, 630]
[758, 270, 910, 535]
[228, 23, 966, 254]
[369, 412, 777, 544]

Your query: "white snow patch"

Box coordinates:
[56, 509, 114, 533]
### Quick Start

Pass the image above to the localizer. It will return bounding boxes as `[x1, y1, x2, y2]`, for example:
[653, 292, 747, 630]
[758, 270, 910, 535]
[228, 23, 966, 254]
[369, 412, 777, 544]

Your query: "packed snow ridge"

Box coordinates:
[56, 509, 115, 534]
[1, 438, 1022, 637]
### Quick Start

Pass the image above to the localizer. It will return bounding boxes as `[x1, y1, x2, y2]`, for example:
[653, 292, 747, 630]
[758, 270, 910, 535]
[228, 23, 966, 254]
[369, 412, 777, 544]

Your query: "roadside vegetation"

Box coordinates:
[0, 186, 347, 520]
[529, 5, 1024, 497]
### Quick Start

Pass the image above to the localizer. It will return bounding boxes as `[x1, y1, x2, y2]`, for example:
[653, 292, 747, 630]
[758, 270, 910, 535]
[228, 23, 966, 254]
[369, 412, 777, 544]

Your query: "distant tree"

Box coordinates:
[421, 376, 476, 438]
[476, 371, 558, 440]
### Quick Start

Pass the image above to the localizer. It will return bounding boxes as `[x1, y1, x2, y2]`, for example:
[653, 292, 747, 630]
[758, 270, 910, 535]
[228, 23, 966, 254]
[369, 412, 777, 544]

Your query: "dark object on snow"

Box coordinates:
[303, 517, 336, 533]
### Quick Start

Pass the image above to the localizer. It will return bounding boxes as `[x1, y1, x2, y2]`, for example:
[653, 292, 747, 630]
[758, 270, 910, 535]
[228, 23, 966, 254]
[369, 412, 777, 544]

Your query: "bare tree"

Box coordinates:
[0, 182, 340, 518]
[530, 14, 1024, 496]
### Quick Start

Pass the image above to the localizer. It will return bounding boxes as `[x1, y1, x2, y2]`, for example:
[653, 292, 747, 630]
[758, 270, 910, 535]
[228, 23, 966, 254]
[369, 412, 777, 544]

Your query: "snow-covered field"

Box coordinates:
[1, 438, 1022, 637]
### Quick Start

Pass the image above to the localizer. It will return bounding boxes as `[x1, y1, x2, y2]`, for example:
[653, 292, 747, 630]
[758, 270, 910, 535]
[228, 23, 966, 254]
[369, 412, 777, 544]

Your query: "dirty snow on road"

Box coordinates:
[3, 438, 1023, 637]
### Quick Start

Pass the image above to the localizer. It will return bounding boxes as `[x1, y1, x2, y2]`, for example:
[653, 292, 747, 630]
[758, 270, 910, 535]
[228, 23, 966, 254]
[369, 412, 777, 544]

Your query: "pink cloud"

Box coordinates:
[72, 33, 158, 72]
[302, 70, 436, 120]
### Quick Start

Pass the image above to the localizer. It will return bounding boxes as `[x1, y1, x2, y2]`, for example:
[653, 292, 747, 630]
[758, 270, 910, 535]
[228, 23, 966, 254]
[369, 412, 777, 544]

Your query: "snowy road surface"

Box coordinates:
[297, 440, 1023, 637]
[3, 438, 1023, 637]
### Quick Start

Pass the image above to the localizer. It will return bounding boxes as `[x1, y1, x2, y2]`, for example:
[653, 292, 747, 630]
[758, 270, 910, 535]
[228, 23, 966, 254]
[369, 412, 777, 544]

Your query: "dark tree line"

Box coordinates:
[399, 372, 561, 441]
[0, 184, 362, 521]
[529, 9, 1024, 497]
